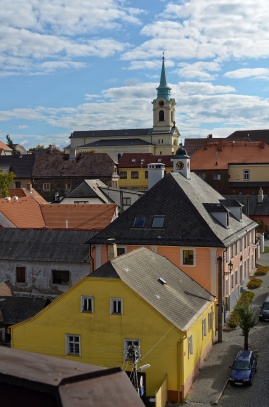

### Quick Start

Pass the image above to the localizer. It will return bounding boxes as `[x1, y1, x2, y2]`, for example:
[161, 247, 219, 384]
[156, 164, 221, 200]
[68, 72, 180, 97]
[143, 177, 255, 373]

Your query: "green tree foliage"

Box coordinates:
[237, 303, 257, 350]
[6, 135, 17, 155]
[0, 169, 15, 197]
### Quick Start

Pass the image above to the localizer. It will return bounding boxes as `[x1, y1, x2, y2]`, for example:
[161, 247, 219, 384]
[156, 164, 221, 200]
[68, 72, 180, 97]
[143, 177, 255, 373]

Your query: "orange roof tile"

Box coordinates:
[8, 187, 47, 204]
[0, 196, 46, 228]
[40, 204, 117, 230]
[0, 141, 11, 150]
[190, 140, 269, 170]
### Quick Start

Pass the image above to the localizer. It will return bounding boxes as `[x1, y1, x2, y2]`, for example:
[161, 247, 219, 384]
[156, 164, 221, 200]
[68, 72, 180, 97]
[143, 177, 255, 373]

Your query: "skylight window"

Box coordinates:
[131, 158, 136, 162]
[152, 216, 165, 228]
[133, 215, 146, 228]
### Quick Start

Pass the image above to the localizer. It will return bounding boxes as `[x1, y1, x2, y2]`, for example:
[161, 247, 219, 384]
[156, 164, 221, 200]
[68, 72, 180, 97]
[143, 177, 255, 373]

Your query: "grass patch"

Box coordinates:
[254, 265, 269, 275]
[264, 246, 269, 253]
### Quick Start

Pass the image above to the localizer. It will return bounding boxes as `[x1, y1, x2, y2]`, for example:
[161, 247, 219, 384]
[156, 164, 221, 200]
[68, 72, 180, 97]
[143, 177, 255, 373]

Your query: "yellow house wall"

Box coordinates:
[229, 163, 269, 182]
[11, 277, 215, 402]
[119, 167, 173, 190]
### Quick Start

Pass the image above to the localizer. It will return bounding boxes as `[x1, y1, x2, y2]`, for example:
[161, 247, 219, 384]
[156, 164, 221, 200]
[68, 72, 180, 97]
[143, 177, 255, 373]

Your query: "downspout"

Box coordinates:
[177, 332, 187, 403]
[89, 243, 95, 274]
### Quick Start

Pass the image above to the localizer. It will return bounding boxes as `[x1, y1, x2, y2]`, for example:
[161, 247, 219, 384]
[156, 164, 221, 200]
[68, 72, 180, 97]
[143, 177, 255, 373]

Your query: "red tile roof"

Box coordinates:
[40, 204, 117, 230]
[118, 153, 174, 168]
[190, 140, 269, 170]
[8, 187, 47, 204]
[0, 197, 46, 228]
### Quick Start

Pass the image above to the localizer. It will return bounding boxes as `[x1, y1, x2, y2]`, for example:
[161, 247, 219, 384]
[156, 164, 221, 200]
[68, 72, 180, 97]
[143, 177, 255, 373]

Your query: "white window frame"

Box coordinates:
[66, 334, 81, 356]
[124, 338, 140, 361]
[117, 246, 126, 257]
[188, 335, 193, 357]
[81, 296, 94, 313]
[202, 318, 207, 338]
[208, 311, 213, 331]
[181, 248, 196, 266]
[110, 298, 123, 315]
[243, 169, 250, 180]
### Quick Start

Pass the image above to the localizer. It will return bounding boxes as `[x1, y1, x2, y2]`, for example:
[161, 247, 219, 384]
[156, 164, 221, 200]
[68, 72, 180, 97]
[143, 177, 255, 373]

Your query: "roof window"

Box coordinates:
[133, 215, 146, 228]
[152, 216, 165, 228]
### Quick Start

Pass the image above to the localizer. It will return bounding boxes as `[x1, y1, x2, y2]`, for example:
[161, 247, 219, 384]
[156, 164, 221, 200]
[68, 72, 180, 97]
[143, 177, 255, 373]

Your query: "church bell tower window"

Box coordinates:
[159, 110, 164, 121]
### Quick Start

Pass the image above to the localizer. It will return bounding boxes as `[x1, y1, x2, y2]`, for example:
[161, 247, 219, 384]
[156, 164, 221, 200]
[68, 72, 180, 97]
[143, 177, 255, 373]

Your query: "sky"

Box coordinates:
[1, 0, 269, 150]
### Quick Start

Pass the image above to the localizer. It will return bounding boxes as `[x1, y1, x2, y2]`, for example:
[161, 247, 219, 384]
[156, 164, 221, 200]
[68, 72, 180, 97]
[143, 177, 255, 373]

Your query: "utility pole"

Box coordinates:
[217, 256, 223, 342]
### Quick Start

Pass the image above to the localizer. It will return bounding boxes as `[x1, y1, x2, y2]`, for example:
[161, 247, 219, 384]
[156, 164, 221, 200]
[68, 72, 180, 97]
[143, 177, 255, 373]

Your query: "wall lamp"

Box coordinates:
[224, 260, 233, 275]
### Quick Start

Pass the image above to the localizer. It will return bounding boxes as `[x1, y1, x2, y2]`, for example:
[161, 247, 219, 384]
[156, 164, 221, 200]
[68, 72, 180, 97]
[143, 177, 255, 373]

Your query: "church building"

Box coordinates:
[66, 57, 180, 162]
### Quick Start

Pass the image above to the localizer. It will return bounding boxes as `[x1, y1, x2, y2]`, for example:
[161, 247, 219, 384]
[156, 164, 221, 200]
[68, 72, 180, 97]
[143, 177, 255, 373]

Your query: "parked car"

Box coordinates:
[229, 350, 257, 386]
[259, 295, 269, 320]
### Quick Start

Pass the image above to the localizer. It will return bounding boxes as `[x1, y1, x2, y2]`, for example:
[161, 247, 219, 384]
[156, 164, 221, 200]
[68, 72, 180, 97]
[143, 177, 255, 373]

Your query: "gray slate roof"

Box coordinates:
[0, 155, 35, 178]
[88, 171, 256, 248]
[90, 247, 215, 331]
[227, 129, 269, 144]
[0, 296, 50, 325]
[81, 138, 153, 147]
[70, 128, 152, 139]
[0, 229, 96, 262]
[63, 179, 112, 203]
[225, 194, 269, 217]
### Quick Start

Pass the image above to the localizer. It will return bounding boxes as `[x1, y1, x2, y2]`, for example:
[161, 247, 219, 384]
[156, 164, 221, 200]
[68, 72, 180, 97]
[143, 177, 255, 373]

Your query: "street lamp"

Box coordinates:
[224, 260, 233, 275]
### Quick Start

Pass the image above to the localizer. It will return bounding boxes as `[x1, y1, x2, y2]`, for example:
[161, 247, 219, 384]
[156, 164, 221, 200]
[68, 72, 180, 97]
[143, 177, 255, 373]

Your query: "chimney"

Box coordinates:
[26, 183, 33, 192]
[258, 187, 264, 204]
[260, 139, 265, 149]
[217, 140, 223, 151]
[69, 148, 77, 160]
[148, 163, 165, 189]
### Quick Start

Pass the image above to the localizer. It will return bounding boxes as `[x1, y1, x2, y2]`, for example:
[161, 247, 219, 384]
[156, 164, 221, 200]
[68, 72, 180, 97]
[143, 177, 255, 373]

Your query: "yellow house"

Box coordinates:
[11, 248, 216, 404]
[118, 153, 174, 190]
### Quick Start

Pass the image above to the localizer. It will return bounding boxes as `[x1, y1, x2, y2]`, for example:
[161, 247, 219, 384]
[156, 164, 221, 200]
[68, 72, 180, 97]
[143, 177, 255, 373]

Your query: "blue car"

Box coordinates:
[229, 350, 257, 386]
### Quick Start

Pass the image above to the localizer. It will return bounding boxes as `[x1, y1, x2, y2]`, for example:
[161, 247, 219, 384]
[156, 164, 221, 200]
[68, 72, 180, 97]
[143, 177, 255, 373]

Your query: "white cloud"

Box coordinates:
[224, 68, 269, 80]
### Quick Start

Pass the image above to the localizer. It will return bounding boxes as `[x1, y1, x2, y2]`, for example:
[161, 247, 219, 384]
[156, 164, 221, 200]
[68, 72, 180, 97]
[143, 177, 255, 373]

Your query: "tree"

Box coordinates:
[237, 303, 257, 350]
[6, 135, 17, 155]
[0, 169, 15, 197]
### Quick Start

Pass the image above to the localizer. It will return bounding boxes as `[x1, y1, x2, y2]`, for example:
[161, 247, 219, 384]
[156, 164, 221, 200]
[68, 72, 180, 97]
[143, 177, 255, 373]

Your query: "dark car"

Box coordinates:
[259, 295, 269, 320]
[229, 350, 257, 386]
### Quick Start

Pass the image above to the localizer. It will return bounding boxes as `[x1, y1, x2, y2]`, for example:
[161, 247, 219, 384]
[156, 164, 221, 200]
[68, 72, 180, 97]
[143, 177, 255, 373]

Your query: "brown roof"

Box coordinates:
[0, 196, 46, 228]
[184, 136, 224, 156]
[190, 140, 269, 170]
[32, 153, 116, 177]
[8, 186, 47, 204]
[118, 152, 174, 168]
[40, 204, 117, 230]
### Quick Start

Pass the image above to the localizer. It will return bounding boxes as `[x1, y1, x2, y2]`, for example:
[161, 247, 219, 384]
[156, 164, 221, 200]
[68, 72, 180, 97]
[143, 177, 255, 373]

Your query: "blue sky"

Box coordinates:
[1, 0, 269, 150]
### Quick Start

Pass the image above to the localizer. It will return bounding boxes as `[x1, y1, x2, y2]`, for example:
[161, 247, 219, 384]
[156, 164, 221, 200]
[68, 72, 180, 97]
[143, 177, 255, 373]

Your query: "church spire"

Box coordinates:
[156, 53, 171, 101]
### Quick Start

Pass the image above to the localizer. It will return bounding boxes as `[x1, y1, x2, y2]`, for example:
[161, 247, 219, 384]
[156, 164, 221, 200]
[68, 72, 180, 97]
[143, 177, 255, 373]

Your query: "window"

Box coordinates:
[183, 249, 194, 265]
[124, 339, 140, 361]
[208, 311, 213, 330]
[110, 298, 123, 315]
[133, 215, 145, 228]
[122, 197, 131, 206]
[199, 173, 206, 180]
[145, 171, 148, 179]
[81, 296, 94, 313]
[117, 247, 126, 256]
[16, 266, 26, 283]
[119, 171, 127, 179]
[188, 335, 193, 356]
[159, 110, 164, 121]
[43, 183, 50, 191]
[235, 269, 238, 285]
[202, 318, 207, 338]
[66, 334, 80, 356]
[131, 171, 139, 179]
[243, 170, 250, 180]
[152, 216, 165, 228]
[74, 201, 89, 204]
[15, 181, 21, 188]
[213, 173, 221, 181]
[65, 183, 71, 191]
[52, 269, 69, 285]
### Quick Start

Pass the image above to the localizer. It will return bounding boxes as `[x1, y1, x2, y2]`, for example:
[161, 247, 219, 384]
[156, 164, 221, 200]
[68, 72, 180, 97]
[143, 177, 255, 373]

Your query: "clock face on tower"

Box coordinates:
[176, 161, 184, 170]
[158, 100, 164, 107]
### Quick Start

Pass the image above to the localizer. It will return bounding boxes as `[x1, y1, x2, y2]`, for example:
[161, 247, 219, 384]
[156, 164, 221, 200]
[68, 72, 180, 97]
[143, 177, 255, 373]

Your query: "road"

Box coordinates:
[218, 320, 269, 407]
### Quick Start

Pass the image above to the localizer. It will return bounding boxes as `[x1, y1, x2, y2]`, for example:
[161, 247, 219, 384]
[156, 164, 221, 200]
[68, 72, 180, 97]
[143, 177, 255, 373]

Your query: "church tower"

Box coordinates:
[152, 55, 176, 132]
[151, 55, 179, 155]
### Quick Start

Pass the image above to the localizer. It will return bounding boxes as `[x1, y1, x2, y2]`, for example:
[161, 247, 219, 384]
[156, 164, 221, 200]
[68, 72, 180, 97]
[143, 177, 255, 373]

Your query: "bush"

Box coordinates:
[247, 278, 262, 289]
[255, 265, 269, 275]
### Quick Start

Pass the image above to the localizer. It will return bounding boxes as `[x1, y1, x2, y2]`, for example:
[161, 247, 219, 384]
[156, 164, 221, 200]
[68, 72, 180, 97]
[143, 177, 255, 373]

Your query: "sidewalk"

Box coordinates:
[183, 250, 269, 406]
